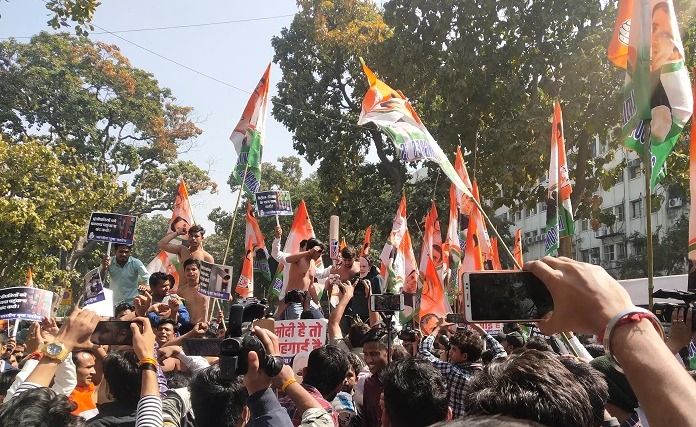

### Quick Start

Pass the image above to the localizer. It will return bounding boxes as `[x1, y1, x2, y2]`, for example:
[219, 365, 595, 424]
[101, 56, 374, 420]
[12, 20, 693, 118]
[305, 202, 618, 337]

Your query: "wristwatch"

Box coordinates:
[42, 341, 70, 362]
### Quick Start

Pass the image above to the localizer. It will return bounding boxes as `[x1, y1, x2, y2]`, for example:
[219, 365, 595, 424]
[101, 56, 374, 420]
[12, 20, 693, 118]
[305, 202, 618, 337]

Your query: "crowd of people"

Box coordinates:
[1, 219, 696, 427]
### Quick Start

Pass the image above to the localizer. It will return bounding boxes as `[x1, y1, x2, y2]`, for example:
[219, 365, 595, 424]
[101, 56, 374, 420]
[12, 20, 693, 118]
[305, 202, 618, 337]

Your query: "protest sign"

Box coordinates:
[480, 322, 504, 335]
[275, 319, 327, 364]
[254, 190, 293, 217]
[83, 268, 105, 305]
[87, 212, 137, 245]
[0, 287, 54, 321]
[60, 289, 73, 306]
[83, 289, 114, 318]
[199, 261, 233, 300]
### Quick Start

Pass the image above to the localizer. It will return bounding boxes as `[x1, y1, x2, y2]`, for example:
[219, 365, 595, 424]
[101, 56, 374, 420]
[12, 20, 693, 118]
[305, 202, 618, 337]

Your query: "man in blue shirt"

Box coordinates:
[146, 272, 190, 330]
[100, 244, 150, 304]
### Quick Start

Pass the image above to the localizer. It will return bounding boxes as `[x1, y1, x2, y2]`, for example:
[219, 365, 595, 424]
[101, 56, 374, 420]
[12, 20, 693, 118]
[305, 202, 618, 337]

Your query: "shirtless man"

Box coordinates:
[176, 258, 209, 324]
[158, 224, 215, 266]
[275, 237, 325, 320]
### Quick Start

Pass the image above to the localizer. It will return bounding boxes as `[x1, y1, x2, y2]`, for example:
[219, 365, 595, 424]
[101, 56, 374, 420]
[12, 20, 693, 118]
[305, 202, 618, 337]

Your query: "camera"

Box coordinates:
[651, 289, 696, 330]
[219, 298, 283, 380]
[285, 289, 308, 304]
[398, 323, 417, 342]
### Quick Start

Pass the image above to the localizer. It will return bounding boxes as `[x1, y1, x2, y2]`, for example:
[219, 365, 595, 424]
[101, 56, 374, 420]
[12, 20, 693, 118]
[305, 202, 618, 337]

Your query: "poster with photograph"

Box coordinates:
[198, 261, 233, 300]
[87, 212, 137, 245]
[255, 190, 293, 217]
[83, 268, 105, 305]
[0, 287, 54, 321]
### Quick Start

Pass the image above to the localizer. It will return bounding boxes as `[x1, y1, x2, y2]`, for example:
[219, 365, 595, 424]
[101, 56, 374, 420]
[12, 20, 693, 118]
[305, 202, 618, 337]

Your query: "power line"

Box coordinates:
[0, 14, 296, 39]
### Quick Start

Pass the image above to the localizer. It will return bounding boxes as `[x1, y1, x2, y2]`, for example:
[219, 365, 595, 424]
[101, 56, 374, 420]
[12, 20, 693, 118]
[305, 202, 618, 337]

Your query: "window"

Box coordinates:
[614, 204, 625, 222]
[499, 212, 509, 222]
[580, 249, 590, 263]
[628, 161, 642, 179]
[581, 218, 589, 232]
[590, 247, 600, 264]
[603, 244, 615, 262]
[516, 211, 522, 221]
[617, 169, 624, 183]
[617, 243, 627, 260]
[524, 231, 531, 240]
[630, 199, 643, 218]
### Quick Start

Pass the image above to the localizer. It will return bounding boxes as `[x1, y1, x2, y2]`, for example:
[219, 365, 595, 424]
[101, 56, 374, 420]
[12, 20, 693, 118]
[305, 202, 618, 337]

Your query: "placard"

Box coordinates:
[0, 287, 54, 321]
[199, 261, 233, 300]
[87, 212, 137, 245]
[275, 319, 327, 364]
[83, 289, 114, 318]
[254, 191, 293, 217]
[480, 322, 504, 335]
[83, 268, 105, 305]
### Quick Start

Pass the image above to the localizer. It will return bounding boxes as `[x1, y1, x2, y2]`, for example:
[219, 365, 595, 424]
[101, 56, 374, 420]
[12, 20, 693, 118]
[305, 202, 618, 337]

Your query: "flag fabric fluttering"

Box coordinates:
[444, 184, 462, 267]
[339, 237, 347, 252]
[545, 101, 575, 255]
[513, 229, 524, 270]
[358, 60, 474, 202]
[230, 63, 271, 197]
[419, 256, 451, 321]
[361, 225, 372, 257]
[471, 182, 492, 265]
[245, 203, 271, 281]
[236, 239, 255, 299]
[26, 268, 33, 288]
[271, 200, 320, 297]
[419, 202, 445, 283]
[460, 202, 484, 274]
[611, 0, 693, 188]
[490, 238, 503, 270]
[148, 179, 194, 292]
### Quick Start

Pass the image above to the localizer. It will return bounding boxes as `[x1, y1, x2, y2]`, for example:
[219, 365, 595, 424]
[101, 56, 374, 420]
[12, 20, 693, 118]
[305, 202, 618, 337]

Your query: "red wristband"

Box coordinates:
[598, 312, 654, 343]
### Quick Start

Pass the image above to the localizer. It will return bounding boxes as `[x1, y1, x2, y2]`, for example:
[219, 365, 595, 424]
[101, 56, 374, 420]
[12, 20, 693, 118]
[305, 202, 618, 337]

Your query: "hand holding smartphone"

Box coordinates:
[90, 321, 143, 346]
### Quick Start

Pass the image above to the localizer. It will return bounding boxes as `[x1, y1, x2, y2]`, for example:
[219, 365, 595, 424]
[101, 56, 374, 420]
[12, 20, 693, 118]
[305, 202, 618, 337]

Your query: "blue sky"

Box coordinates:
[0, 0, 314, 230]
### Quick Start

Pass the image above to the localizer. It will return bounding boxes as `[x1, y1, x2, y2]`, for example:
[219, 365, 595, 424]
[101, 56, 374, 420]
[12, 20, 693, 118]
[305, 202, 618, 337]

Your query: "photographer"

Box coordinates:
[418, 317, 506, 418]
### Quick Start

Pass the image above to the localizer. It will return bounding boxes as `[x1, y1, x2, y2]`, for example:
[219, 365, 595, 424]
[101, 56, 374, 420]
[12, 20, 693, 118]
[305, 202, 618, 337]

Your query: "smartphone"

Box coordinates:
[91, 321, 141, 346]
[370, 293, 404, 312]
[446, 313, 466, 324]
[463, 271, 553, 322]
[182, 338, 223, 357]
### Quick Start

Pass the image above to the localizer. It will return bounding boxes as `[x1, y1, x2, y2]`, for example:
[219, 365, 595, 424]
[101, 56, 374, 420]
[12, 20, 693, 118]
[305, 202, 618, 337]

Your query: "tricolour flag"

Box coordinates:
[545, 101, 574, 255]
[419, 202, 444, 273]
[236, 239, 255, 299]
[513, 229, 523, 269]
[419, 256, 451, 321]
[612, 0, 693, 189]
[358, 60, 474, 201]
[230, 63, 271, 197]
[147, 251, 180, 291]
[169, 179, 194, 233]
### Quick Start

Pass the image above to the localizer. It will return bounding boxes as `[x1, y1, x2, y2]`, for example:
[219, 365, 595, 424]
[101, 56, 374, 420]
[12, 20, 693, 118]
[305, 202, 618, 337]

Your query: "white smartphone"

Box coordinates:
[463, 271, 553, 322]
[370, 293, 404, 312]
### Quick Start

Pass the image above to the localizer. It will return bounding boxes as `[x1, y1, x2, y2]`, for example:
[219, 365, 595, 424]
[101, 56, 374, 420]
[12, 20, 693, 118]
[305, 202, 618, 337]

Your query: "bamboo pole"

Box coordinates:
[222, 161, 251, 266]
[644, 123, 654, 310]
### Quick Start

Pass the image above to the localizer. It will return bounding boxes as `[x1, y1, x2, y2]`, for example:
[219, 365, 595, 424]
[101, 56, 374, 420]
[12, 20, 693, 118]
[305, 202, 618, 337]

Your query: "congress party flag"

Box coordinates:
[419, 256, 451, 322]
[230, 63, 271, 197]
[361, 225, 372, 257]
[358, 60, 474, 201]
[169, 179, 194, 234]
[245, 202, 271, 281]
[611, 0, 692, 188]
[236, 239, 255, 299]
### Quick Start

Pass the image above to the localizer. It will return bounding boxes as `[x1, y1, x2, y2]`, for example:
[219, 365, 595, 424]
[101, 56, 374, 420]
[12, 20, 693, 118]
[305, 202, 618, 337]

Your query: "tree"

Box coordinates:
[0, 136, 120, 287]
[619, 215, 688, 279]
[131, 214, 169, 264]
[1, 1, 101, 36]
[0, 32, 215, 287]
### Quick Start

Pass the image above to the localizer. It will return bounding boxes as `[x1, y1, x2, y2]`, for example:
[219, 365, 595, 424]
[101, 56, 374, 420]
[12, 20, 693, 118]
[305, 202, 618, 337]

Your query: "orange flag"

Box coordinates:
[236, 239, 255, 299]
[420, 256, 451, 321]
[25, 268, 34, 288]
[169, 179, 194, 233]
[245, 202, 266, 251]
[444, 183, 461, 268]
[471, 182, 492, 265]
[419, 201, 444, 279]
[513, 229, 523, 270]
[339, 237, 346, 252]
[361, 225, 372, 257]
[460, 203, 484, 273]
[490, 238, 503, 270]
[607, 0, 633, 68]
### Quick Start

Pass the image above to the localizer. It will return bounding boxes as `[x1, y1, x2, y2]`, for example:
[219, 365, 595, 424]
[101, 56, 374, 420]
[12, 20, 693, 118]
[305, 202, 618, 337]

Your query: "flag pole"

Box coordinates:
[222, 161, 251, 266]
[644, 123, 654, 310]
[471, 197, 521, 270]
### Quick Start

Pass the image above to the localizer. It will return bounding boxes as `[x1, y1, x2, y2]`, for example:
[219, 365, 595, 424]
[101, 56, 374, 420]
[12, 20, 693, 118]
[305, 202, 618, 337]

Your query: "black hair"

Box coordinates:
[559, 357, 609, 426]
[299, 239, 308, 249]
[480, 349, 495, 365]
[183, 258, 201, 270]
[0, 369, 19, 397]
[449, 330, 484, 361]
[103, 350, 141, 406]
[382, 358, 449, 427]
[0, 386, 84, 427]
[464, 350, 594, 427]
[170, 216, 189, 232]
[165, 370, 193, 389]
[431, 415, 545, 426]
[347, 322, 370, 348]
[305, 238, 325, 251]
[149, 272, 170, 287]
[524, 336, 553, 352]
[189, 365, 248, 427]
[340, 245, 357, 259]
[188, 225, 205, 236]
[585, 343, 605, 358]
[302, 345, 350, 400]
[502, 332, 525, 349]
[158, 318, 178, 333]
[114, 244, 132, 251]
[114, 301, 135, 318]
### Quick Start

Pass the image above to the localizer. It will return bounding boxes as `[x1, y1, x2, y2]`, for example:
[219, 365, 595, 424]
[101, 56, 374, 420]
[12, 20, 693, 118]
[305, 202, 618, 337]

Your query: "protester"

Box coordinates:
[498, 331, 525, 355]
[175, 259, 210, 324]
[100, 244, 150, 305]
[69, 349, 101, 419]
[158, 224, 215, 265]
[419, 318, 506, 417]
[275, 237, 326, 320]
[359, 326, 392, 427]
[147, 272, 190, 329]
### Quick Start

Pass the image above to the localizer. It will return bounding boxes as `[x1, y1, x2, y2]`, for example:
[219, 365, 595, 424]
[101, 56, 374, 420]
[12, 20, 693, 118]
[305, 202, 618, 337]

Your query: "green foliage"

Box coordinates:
[619, 215, 688, 279]
[0, 33, 215, 290]
[131, 214, 169, 264]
